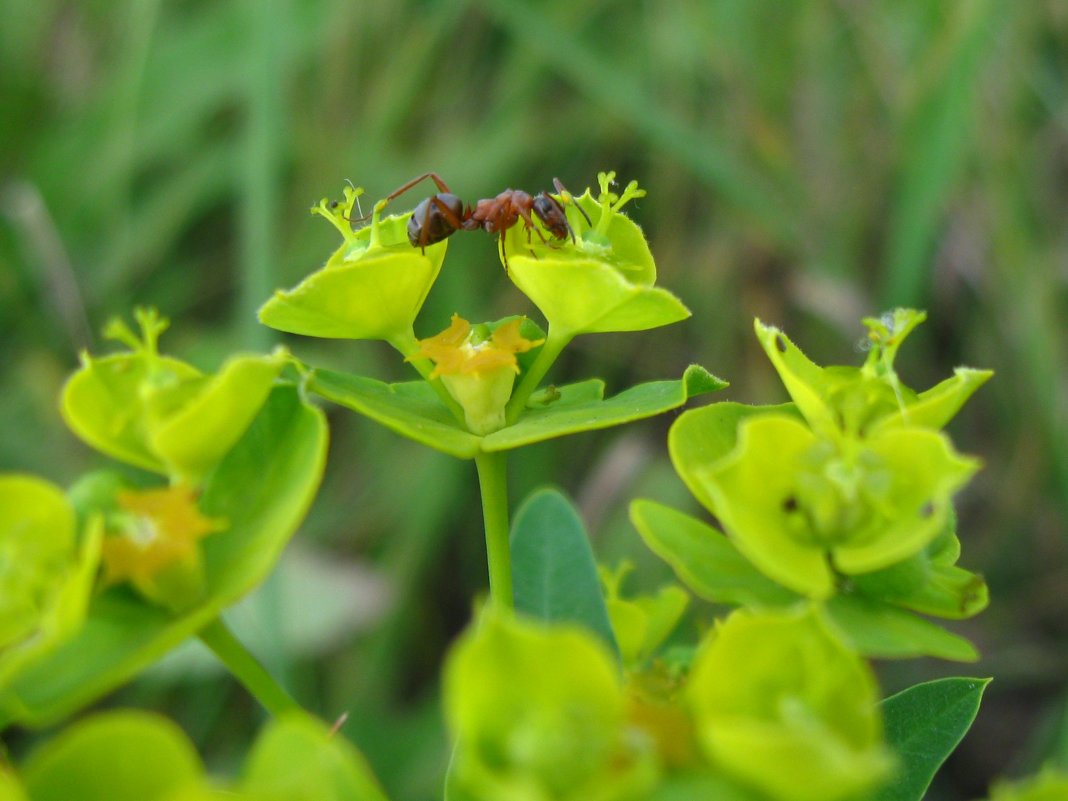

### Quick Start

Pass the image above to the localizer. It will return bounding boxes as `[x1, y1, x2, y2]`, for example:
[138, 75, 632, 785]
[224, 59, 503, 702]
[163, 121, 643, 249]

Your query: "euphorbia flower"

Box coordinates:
[412, 315, 544, 435]
[101, 484, 225, 611]
[502, 172, 689, 340]
[0, 475, 101, 688]
[687, 606, 891, 801]
[61, 308, 285, 484]
[259, 185, 448, 343]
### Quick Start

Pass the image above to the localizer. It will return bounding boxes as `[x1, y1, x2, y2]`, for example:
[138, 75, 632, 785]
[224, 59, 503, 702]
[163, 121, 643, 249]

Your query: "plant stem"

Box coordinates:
[505, 329, 572, 424]
[199, 616, 300, 717]
[387, 329, 466, 422]
[475, 451, 513, 610]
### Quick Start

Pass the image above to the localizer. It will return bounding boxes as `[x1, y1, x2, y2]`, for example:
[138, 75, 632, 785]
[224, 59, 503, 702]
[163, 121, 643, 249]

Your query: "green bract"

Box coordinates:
[0, 386, 327, 727]
[259, 186, 447, 343]
[503, 172, 689, 339]
[986, 770, 1068, 801]
[600, 562, 688, 669]
[693, 410, 978, 597]
[61, 308, 286, 483]
[630, 312, 989, 660]
[754, 312, 992, 438]
[444, 608, 655, 801]
[0, 475, 101, 691]
[9, 709, 386, 801]
[687, 606, 891, 801]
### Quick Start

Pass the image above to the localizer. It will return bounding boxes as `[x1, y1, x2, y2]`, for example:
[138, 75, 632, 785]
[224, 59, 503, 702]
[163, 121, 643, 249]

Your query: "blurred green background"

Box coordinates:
[2, 1, 1066, 798]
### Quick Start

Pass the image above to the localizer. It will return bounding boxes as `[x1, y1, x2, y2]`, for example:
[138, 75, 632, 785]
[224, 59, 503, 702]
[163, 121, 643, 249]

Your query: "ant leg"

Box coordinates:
[517, 206, 550, 246]
[499, 235, 511, 273]
[385, 172, 452, 202]
[351, 173, 456, 224]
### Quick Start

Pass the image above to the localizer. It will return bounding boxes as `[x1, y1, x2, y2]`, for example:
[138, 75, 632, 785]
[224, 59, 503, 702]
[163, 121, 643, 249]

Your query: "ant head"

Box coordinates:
[532, 194, 571, 240]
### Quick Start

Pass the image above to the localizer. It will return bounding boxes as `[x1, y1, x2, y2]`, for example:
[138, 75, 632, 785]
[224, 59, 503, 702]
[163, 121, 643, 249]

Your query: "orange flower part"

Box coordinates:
[414, 315, 544, 378]
[101, 485, 225, 588]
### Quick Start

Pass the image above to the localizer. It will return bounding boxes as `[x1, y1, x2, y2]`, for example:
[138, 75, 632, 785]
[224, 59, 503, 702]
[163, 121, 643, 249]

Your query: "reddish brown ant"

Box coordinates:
[373, 173, 592, 269]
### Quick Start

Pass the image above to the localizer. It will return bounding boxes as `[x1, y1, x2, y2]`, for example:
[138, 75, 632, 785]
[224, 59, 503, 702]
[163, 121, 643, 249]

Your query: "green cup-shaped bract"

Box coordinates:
[14, 708, 387, 801]
[21, 710, 204, 801]
[0, 475, 101, 690]
[62, 342, 285, 483]
[687, 607, 891, 801]
[754, 317, 992, 437]
[600, 563, 689, 669]
[444, 609, 655, 801]
[689, 412, 978, 598]
[240, 713, 389, 801]
[986, 771, 1068, 801]
[502, 178, 689, 338]
[259, 212, 447, 341]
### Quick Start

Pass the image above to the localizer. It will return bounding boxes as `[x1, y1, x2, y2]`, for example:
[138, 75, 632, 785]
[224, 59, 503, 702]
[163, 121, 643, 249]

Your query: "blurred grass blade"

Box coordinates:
[481, 0, 799, 247]
[881, 0, 999, 306]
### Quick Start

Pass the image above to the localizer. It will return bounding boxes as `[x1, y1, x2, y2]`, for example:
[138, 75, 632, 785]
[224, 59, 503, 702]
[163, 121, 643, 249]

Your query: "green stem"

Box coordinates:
[387, 329, 466, 422]
[475, 451, 513, 610]
[199, 617, 299, 717]
[505, 329, 572, 424]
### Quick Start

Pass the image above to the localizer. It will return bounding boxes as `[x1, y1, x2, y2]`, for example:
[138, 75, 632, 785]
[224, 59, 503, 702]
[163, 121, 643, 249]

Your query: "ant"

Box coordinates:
[372, 173, 592, 269]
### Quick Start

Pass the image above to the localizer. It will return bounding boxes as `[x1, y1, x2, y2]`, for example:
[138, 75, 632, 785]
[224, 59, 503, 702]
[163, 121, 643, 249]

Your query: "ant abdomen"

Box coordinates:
[407, 193, 466, 249]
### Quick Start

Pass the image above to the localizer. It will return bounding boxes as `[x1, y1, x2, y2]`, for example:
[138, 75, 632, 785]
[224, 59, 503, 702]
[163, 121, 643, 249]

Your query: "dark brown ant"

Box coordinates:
[374, 173, 592, 269]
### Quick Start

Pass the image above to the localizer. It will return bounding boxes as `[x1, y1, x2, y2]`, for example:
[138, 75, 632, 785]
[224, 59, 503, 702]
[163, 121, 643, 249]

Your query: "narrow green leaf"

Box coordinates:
[630, 499, 798, 607]
[308, 369, 481, 459]
[875, 677, 990, 801]
[510, 488, 618, 655]
[0, 385, 327, 727]
[824, 595, 978, 662]
[484, 365, 726, 452]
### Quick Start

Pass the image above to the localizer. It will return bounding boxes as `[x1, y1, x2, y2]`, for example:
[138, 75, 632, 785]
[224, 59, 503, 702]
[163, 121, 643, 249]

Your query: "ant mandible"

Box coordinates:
[374, 173, 593, 269]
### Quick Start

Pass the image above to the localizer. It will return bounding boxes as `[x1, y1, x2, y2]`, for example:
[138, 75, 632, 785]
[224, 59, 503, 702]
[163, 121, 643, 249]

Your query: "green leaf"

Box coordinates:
[511, 488, 618, 655]
[483, 365, 726, 452]
[0, 385, 327, 727]
[310, 365, 725, 459]
[629, 499, 798, 607]
[22, 711, 203, 801]
[824, 595, 979, 662]
[241, 713, 389, 801]
[308, 369, 481, 459]
[875, 677, 990, 801]
[852, 537, 989, 621]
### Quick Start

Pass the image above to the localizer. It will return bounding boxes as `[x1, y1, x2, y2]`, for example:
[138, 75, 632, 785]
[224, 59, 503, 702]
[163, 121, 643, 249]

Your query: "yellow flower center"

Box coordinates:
[101, 485, 225, 588]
